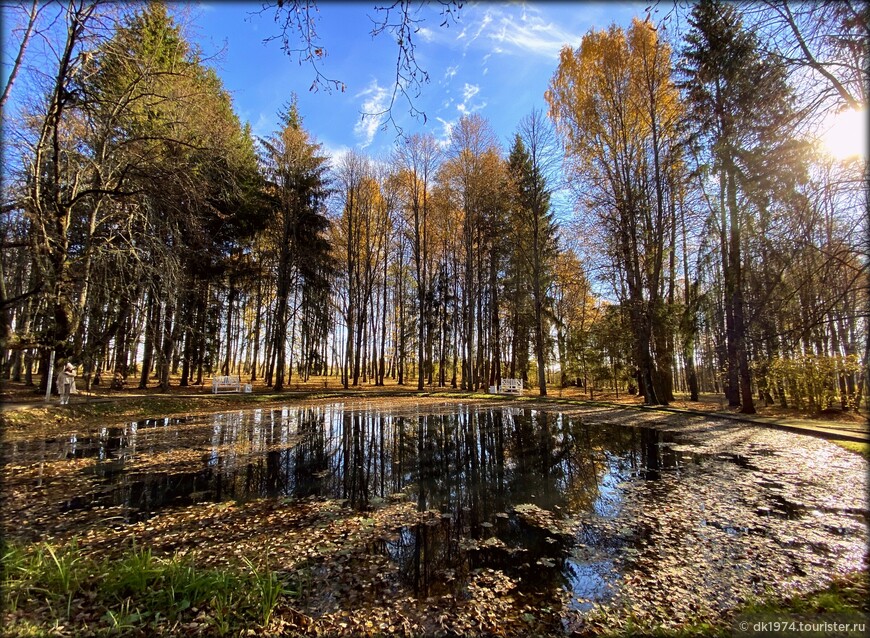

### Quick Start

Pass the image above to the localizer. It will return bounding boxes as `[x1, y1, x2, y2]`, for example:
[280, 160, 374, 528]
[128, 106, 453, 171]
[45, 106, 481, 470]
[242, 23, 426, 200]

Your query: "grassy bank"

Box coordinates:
[1, 391, 346, 433]
[611, 571, 869, 637]
[2, 539, 303, 637]
[832, 440, 870, 460]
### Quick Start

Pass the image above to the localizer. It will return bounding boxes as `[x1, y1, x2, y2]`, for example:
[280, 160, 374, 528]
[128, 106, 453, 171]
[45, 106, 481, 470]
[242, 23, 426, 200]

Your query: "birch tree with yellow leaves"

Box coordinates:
[546, 18, 685, 405]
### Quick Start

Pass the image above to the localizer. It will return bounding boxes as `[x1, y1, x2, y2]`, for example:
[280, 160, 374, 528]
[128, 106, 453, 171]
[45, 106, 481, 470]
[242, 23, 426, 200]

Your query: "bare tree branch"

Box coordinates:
[257, 0, 462, 134]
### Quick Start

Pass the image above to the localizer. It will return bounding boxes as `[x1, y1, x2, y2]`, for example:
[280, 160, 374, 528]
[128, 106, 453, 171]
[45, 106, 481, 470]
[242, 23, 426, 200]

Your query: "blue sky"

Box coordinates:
[188, 2, 649, 158]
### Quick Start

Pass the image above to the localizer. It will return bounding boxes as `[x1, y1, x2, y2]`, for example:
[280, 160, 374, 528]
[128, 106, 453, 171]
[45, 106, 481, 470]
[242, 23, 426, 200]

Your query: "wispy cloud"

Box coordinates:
[490, 8, 579, 58]
[354, 80, 390, 148]
[456, 9, 493, 50]
[481, 52, 492, 72]
[457, 82, 485, 115]
[457, 5, 580, 59]
[473, 11, 493, 43]
[417, 26, 434, 42]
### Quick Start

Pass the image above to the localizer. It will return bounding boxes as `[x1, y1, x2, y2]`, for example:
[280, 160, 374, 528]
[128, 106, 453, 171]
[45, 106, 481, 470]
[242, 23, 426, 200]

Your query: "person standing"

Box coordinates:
[57, 362, 77, 405]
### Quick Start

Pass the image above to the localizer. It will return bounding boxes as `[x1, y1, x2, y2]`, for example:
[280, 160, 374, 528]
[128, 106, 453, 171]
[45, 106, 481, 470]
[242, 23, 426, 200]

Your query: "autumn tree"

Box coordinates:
[552, 248, 599, 389]
[439, 115, 505, 390]
[393, 133, 440, 390]
[547, 18, 684, 405]
[333, 150, 392, 387]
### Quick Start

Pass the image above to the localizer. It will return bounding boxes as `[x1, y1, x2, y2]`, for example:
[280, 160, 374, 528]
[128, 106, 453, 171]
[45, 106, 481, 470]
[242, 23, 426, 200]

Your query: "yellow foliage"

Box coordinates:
[762, 354, 862, 410]
[546, 18, 683, 184]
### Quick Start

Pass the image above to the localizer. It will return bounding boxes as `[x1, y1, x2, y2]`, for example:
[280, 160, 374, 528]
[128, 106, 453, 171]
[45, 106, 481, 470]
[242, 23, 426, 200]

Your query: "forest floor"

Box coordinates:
[2, 391, 869, 636]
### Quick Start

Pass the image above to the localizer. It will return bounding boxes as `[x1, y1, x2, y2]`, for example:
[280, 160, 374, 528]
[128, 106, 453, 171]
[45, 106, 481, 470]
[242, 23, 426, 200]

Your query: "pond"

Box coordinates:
[4, 401, 868, 632]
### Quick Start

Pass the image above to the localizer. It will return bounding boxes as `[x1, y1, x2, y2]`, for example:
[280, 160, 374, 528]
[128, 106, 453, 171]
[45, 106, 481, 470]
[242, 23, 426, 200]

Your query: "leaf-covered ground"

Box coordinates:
[2, 397, 867, 636]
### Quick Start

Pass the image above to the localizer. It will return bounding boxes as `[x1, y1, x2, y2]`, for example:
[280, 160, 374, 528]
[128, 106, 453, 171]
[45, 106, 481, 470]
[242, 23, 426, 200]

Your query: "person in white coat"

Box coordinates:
[57, 362, 77, 405]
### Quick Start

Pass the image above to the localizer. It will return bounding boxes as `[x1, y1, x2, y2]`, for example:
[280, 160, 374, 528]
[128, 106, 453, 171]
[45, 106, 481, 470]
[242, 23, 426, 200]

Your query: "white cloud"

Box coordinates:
[444, 65, 459, 80]
[435, 117, 454, 148]
[354, 80, 390, 148]
[490, 9, 579, 58]
[456, 9, 493, 51]
[462, 83, 479, 102]
[418, 26, 434, 42]
[474, 12, 493, 42]
[456, 82, 485, 115]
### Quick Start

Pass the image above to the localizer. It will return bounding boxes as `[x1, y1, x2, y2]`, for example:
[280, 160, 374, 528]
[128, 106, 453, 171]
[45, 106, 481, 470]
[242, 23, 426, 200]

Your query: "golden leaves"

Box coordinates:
[546, 18, 681, 178]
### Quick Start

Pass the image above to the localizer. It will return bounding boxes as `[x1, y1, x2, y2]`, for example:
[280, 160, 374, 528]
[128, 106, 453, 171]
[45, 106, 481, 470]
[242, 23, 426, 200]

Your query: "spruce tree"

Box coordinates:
[679, 0, 799, 414]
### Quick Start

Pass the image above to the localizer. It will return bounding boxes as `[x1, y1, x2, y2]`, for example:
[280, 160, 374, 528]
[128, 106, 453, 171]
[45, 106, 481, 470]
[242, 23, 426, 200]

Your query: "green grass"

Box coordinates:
[5, 537, 865, 637]
[740, 571, 869, 616]
[2, 539, 303, 636]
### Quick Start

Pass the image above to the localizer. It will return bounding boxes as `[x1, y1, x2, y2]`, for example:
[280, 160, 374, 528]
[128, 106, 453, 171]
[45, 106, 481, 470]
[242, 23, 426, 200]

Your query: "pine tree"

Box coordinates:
[258, 99, 332, 391]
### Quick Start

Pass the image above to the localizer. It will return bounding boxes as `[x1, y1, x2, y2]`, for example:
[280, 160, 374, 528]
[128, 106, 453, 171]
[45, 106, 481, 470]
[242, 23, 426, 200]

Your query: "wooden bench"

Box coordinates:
[212, 375, 241, 393]
[499, 378, 523, 395]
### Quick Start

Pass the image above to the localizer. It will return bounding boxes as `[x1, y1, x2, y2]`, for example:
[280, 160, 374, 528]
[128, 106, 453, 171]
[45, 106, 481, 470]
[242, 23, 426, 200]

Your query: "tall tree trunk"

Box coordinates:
[158, 299, 176, 392]
[251, 278, 262, 382]
[720, 169, 740, 407]
[139, 290, 159, 389]
[726, 164, 755, 414]
[378, 251, 388, 386]
[222, 277, 235, 375]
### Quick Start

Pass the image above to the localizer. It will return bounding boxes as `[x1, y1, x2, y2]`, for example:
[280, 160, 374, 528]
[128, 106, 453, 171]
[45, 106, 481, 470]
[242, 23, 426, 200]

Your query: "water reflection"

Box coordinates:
[5, 404, 705, 602]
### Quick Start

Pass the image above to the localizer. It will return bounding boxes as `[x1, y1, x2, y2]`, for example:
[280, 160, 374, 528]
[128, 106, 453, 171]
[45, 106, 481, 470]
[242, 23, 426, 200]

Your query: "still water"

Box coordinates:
[15, 404, 690, 519]
[7, 402, 865, 616]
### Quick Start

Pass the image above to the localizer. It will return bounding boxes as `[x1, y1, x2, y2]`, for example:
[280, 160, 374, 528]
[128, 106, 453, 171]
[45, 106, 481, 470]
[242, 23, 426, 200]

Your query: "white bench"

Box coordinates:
[499, 378, 523, 395]
[212, 375, 241, 393]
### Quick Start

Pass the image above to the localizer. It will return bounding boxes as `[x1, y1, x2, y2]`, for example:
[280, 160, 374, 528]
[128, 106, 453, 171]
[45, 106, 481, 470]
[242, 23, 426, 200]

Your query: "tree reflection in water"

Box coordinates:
[14, 403, 693, 602]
